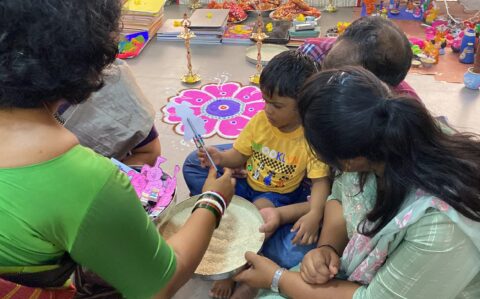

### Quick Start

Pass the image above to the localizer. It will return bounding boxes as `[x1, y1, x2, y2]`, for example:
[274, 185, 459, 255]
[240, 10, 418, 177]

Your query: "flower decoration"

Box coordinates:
[162, 82, 265, 139]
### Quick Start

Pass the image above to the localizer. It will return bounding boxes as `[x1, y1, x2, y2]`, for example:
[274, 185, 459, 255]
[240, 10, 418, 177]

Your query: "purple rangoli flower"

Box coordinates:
[162, 82, 265, 139]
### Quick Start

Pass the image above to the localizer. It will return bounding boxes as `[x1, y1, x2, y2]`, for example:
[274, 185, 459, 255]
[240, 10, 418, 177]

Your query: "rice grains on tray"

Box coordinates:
[160, 196, 264, 277]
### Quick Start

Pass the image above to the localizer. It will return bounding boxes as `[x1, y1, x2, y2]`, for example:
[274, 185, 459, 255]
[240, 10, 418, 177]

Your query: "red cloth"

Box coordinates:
[0, 277, 75, 299]
[392, 80, 421, 102]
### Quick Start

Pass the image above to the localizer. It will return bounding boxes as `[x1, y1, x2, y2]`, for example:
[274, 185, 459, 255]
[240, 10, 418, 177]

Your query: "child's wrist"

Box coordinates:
[308, 208, 323, 218]
[317, 244, 340, 257]
[215, 153, 224, 167]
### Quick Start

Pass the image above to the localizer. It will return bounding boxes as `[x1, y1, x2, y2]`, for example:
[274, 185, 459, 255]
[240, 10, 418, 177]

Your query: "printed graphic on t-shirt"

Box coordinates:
[247, 142, 298, 188]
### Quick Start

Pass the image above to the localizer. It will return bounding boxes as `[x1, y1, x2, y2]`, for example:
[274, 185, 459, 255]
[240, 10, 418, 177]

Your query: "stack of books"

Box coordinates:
[157, 19, 185, 41]
[189, 9, 229, 45]
[121, 0, 165, 38]
[157, 9, 228, 44]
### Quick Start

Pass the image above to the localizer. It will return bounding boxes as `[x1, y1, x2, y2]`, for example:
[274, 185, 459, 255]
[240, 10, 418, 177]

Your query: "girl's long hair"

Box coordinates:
[299, 66, 480, 236]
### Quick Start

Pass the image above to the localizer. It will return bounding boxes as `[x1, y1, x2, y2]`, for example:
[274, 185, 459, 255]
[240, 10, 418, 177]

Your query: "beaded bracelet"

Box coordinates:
[196, 197, 224, 215]
[192, 202, 221, 228]
[201, 191, 227, 210]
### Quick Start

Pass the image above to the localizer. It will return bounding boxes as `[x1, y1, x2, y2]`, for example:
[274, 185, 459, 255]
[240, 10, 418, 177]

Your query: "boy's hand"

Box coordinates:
[259, 207, 281, 239]
[291, 211, 322, 245]
[300, 246, 339, 284]
[197, 146, 222, 168]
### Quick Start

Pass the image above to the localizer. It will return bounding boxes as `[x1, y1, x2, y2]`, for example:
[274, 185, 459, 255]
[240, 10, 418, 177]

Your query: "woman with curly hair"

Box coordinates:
[0, 1, 235, 298]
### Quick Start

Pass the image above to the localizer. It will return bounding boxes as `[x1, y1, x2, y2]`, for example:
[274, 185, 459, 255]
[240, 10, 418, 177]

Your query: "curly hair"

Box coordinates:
[0, 0, 121, 108]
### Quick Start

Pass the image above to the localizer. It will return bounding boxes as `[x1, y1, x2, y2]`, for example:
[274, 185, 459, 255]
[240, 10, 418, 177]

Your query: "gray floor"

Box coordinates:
[127, 4, 480, 298]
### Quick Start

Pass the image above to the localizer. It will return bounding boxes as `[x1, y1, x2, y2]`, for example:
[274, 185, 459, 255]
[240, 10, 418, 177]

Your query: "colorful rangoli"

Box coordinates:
[162, 82, 265, 139]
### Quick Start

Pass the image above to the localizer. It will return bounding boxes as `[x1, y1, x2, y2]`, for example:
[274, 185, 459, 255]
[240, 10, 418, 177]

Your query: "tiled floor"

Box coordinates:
[127, 5, 480, 298]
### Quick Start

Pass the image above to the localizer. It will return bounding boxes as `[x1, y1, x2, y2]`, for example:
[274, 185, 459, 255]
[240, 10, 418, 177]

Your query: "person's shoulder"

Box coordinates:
[50, 146, 134, 221]
[23, 146, 129, 240]
[247, 111, 269, 129]
[405, 211, 460, 250]
[67, 145, 115, 167]
[404, 191, 468, 250]
[251, 110, 267, 121]
[393, 81, 421, 102]
[59, 145, 120, 185]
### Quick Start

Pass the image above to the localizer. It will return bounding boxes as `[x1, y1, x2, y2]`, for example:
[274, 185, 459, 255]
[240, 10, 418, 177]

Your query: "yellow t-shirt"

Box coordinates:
[234, 111, 329, 193]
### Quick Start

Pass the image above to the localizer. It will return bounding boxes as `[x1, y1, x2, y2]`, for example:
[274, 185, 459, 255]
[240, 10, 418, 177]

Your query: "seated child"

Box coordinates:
[56, 59, 161, 166]
[187, 50, 330, 299]
[299, 16, 420, 100]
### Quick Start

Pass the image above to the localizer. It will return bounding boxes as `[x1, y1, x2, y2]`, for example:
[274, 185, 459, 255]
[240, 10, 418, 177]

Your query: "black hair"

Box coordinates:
[260, 50, 319, 100]
[0, 0, 121, 109]
[323, 16, 412, 86]
[299, 66, 480, 236]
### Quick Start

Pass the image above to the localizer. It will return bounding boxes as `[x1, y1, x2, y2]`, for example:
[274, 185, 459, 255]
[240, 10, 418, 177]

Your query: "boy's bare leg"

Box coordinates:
[209, 198, 274, 298]
[209, 280, 235, 299]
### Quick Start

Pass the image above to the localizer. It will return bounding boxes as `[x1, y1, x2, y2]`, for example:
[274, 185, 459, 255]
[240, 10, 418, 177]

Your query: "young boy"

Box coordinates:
[299, 16, 420, 100]
[185, 51, 330, 299]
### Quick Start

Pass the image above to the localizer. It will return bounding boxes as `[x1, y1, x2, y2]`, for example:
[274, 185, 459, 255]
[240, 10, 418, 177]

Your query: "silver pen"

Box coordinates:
[186, 118, 220, 172]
